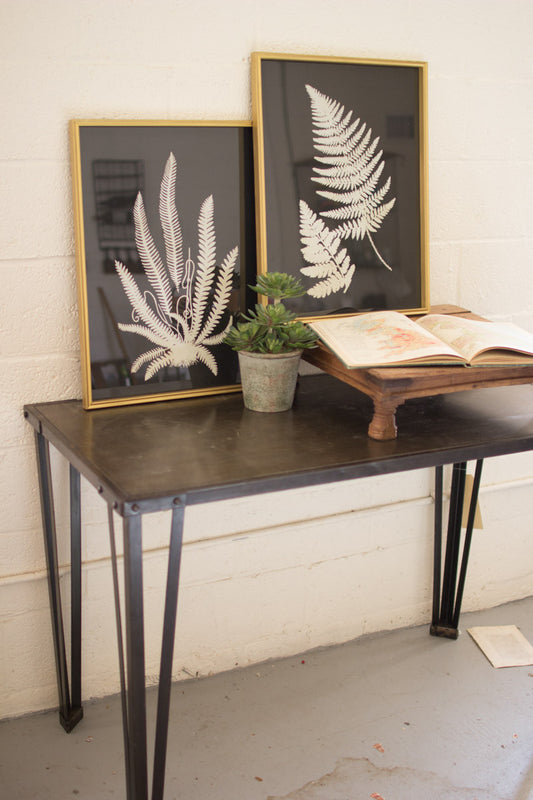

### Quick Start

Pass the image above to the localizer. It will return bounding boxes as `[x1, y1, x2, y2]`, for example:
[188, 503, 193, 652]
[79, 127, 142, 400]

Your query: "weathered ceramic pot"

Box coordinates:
[238, 350, 302, 412]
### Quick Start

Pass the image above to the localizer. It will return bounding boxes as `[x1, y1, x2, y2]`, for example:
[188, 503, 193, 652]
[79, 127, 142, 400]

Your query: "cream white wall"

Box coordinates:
[1, 0, 532, 719]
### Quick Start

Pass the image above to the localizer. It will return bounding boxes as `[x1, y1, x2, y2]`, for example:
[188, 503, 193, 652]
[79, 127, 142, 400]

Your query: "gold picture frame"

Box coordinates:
[252, 52, 429, 318]
[70, 120, 255, 409]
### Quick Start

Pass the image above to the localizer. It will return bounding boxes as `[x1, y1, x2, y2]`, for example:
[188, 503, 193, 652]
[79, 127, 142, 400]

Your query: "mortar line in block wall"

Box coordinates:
[2, 494, 437, 588]
[3, 476, 531, 589]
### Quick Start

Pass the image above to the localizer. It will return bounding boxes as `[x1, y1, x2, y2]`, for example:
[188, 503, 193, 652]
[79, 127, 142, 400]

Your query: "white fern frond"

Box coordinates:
[300, 223, 339, 264]
[193, 344, 218, 375]
[307, 266, 355, 298]
[197, 195, 216, 266]
[308, 88, 347, 130]
[131, 346, 168, 373]
[313, 139, 381, 192]
[301, 246, 351, 280]
[300, 263, 335, 279]
[116, 156, 238, 381]
[117, 322, 174, 347]
[300, 200, 339, 254]
[312, 128, 374, 167]
[159, 152, 184, 291]
[310, 171, 367, 192]
[197, 246, 238, 341]
[201, 316, 233, 346]
[144, 352, 175, 381]
[312, 119, 366, 155]
[301, 236, 339, 264]
[303, 85, 395, 273]
[115, 261, 175, 340]
[299, 200, 356, 296]
[336, 197, 397, 239]
[133, 194, 173, 316]
[141, 342, 201, 380]
[315, 163, 386, 205]
[190, 195, 216, 338]
[320, 185, 394, 234]
[169, 310, 191, 339]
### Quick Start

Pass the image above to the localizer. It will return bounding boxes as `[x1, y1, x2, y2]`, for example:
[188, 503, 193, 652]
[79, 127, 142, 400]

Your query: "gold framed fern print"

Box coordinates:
[70, 120, 256, 409]
[252, 53, 429, 317]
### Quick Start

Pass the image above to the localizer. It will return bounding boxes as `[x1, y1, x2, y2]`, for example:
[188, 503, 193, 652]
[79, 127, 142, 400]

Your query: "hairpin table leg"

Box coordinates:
[108, 502, 185, 800]
[35, 431, 83, 732]
[69, 464, 83, 724]
[431, 460, 484, 639]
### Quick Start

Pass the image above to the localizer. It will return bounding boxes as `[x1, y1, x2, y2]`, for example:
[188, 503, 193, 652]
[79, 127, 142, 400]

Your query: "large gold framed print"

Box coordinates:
[70, 120, 255, 409]
[252, 53, 429, 318]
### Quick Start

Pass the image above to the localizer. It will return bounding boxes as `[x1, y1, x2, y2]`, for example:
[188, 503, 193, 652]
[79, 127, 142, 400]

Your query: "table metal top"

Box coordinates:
[24, 375, 533, 515]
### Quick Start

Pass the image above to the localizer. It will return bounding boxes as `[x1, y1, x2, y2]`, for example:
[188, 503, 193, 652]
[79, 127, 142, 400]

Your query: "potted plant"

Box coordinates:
[224, 272, 318, 412]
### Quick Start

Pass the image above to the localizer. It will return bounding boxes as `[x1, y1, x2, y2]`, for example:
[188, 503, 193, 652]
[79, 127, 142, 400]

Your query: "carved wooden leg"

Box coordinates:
[368, 396, 403, 440]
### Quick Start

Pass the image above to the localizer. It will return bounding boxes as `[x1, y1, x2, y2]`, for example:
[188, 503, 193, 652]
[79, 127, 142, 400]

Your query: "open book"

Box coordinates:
[308, 311, 533, 369]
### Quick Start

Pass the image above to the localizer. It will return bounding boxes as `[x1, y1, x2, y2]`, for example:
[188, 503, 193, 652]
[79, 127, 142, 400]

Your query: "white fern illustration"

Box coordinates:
[300, 84, 396, 298]
[299, 200, 355, 298]
[115, 152, 237, 380]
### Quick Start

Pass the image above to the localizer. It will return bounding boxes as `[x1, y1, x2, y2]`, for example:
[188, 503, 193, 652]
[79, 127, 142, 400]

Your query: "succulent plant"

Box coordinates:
[224, 272, 318, 354]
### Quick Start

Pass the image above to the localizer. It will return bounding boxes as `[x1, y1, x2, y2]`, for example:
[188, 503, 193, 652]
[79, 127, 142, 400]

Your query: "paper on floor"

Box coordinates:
[467, 625, 533, 668]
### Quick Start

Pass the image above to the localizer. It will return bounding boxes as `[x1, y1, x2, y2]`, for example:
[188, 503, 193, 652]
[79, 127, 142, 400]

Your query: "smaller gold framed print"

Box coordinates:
[70, 120, 255, 409]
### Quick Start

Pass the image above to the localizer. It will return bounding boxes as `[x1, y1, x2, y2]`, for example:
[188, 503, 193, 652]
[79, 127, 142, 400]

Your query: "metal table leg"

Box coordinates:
[431, 460, 484, 639]
[69, 465, 82, 720]
[108, 500, 185, 800]
[35, 431, 83, 732]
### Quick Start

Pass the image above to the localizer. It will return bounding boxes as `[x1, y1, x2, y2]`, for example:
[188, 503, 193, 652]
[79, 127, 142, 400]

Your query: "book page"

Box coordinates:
[468, 625, 533, 668]
[418, 314, 533, 363]
[309, 311, 464, 368]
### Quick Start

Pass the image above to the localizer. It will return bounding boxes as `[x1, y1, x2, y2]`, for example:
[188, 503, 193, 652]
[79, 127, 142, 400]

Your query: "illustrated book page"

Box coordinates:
[308, 311, 466, 368]
[309, 311, 533, 369]
[416, 314, 533, 365]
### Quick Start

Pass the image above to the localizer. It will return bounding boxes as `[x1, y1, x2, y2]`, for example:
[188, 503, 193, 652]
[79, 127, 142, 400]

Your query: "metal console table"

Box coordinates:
[24, 374, 533, 800]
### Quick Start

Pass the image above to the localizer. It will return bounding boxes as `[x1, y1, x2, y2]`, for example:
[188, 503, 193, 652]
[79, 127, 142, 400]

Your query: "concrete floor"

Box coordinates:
[1, 598, 532, 800]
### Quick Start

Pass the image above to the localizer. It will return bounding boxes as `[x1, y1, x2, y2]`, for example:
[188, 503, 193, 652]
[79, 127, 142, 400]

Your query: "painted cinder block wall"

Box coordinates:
[1, 0, 532, 719]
